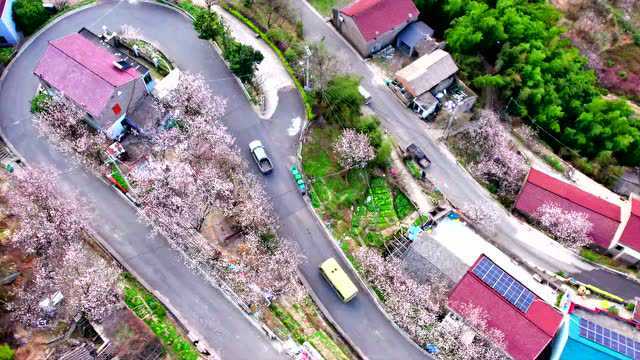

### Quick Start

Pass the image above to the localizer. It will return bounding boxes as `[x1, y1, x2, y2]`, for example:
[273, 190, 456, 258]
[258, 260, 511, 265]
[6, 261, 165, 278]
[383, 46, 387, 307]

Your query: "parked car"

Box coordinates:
[358, 85, 372, 105]
[406, 143, 431, 169]
[249, 140, 273, 174]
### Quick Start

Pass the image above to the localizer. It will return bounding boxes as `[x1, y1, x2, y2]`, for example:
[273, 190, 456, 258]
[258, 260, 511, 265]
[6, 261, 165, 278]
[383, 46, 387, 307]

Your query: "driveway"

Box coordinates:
[0, 1, 428, 359]
[289, 0, 640, 300]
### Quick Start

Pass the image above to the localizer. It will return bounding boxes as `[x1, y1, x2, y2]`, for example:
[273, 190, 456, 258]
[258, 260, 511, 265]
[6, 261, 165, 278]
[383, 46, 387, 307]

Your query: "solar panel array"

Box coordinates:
[472, 257, 535, 313]
[579, 318, 640, 359]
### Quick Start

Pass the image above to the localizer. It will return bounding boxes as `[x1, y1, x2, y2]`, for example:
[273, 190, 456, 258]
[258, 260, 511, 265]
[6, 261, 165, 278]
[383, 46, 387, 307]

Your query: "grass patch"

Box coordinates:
[307, 0, 350, 16]
[543, 154, 565, 173]
[0, 47, 14, 65]
[308, 331, 350, 360]
[413, 214, 430, 227]
[177, 0, 204, 17]
[580, 248, 639, 276]
[403, 159, 422, 179]
[340, 241, 362, 273]
[122, 273, 198, 360]
[270, 304, 306, 344]
[371, 286, 386, 303]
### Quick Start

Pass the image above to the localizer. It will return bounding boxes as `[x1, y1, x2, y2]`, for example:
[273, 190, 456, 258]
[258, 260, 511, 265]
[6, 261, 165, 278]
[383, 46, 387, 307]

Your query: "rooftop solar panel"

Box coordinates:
[472, 257, 535, 313]
[579, 318, 640, 360]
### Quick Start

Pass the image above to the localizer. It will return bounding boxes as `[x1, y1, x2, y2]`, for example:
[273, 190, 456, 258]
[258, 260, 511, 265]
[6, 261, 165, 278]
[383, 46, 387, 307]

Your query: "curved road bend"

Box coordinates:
[0, 1, 428, 359]
[0, 2, 281, 359]
[290, 0, 640, 299]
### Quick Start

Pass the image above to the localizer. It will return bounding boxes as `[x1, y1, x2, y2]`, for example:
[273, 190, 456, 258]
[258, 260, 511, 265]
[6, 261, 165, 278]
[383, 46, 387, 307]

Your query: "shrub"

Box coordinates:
[543, 155, 565, 172]
[12, 0, 50, 35]
[30, 90, 51, 113]
[193, 10, 225, 41]
[625, 302, 636, 312]
[607, 305, 619, 316]
[223, 40, 264, 83]
[0, 47, 13, 65]
[0, 344, 14, 360]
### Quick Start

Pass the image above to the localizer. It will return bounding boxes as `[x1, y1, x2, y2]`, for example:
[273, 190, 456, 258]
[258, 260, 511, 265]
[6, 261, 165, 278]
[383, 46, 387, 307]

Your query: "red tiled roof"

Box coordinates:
[340, 0, 419, 42]
[448, 256, 563, 360]
[33, 33, 140, 118]
[514, 168, 621, 249]
[619, 197, 640, 252]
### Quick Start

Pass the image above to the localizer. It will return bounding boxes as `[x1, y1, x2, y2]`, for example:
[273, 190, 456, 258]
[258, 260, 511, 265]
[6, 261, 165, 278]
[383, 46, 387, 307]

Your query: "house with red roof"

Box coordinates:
[0, 0, 20, 45]
[514, 167, 640, 265]
[448, 254, 564, 360]
[34, 29, 152, 139]
[332, 0, 419, 57]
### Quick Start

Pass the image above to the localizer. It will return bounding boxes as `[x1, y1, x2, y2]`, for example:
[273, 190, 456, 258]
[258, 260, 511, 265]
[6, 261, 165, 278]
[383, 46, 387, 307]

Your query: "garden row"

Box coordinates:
[122, 273, 200, 360]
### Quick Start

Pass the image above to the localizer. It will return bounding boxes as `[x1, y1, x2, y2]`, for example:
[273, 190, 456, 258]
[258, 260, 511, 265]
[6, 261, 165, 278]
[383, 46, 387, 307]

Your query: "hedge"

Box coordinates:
[222, 4, 314, 120]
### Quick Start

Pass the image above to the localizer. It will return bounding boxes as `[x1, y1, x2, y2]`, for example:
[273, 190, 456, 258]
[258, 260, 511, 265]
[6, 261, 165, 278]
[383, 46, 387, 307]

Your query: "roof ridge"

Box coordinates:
[50, 36, 122, 88]
[529, 169, 620, 221]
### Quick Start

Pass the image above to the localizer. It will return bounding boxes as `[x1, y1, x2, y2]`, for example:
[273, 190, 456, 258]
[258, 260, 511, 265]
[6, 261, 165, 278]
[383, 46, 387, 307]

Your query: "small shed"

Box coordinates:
[395, 49, 458, 97]
[396, 21, 434, 56]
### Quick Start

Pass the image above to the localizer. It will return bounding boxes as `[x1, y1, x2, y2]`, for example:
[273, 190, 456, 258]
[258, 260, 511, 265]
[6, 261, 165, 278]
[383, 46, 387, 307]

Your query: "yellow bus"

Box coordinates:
[319, 257, 359, 303]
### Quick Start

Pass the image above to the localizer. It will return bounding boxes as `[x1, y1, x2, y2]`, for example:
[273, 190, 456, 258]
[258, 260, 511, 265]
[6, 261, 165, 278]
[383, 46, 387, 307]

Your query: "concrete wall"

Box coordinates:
[97, 77, 147, 130]
[0, 0, 21, 45]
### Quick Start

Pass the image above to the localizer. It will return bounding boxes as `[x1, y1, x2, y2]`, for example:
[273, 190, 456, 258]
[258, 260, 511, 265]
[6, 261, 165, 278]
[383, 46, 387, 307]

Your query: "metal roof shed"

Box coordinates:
[394, 49, 458, 97]
[396, 21, 434, 56]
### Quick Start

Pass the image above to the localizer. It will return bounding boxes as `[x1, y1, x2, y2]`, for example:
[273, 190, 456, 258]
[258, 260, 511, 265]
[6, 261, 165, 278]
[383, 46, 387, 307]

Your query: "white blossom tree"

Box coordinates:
[160, 72, 226, 120]
[457, 110, 529, 197]
[12, 241, 120, 327]
[333, 128, 375, 169]
[5, 167, 87, 257]
[461, 202, 500, 231]
[35, 94, 108, 168]
[534, 201, 593, 250]
[430, 302, 508, 360]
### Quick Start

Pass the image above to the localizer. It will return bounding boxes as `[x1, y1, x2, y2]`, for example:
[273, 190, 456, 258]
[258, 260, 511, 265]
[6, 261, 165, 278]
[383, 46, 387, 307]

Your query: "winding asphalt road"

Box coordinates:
[290, 0, 640, 300]
[0, 1, 428, 359]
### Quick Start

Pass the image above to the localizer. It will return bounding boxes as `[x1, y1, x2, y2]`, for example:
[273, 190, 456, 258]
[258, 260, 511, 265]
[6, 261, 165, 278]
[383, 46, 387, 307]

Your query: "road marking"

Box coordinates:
[288, 116, 301, 136]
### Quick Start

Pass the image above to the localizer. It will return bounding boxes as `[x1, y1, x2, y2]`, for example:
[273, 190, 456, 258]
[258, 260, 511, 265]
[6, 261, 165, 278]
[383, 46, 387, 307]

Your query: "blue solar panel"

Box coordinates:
[472, 257, 535, 312]
[579, 318, 640, 360]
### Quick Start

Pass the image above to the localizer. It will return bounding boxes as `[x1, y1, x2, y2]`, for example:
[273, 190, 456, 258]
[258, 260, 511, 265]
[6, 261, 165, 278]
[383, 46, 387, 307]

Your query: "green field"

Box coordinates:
[306, 0, 351, 16]
[302, 124, 415, 248]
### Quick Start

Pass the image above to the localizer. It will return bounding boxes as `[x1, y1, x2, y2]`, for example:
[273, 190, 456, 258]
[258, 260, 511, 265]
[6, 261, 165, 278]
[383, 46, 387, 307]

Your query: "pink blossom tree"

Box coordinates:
[5, 167, 87, 258]
[354, 248, 507, 358]
[35, 94, 108, 168]
[534, 201, 593, 250]
[355, 247, 442, 342]
[458, 110, 529, 197]
[333, 128, 375, 169]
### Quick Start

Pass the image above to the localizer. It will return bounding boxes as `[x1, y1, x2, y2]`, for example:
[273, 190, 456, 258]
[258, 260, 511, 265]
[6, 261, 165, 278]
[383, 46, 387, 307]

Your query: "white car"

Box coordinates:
[249, 140, 273, 174]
